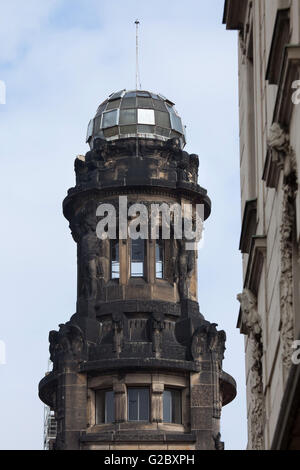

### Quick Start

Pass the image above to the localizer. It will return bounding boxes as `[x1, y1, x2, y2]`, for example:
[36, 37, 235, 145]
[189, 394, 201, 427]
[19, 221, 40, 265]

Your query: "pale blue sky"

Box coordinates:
[0, 0, 246, 450]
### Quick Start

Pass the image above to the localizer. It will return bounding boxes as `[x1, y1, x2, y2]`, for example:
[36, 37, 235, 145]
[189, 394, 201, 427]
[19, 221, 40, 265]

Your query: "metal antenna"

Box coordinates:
[135, 19, 142, 90]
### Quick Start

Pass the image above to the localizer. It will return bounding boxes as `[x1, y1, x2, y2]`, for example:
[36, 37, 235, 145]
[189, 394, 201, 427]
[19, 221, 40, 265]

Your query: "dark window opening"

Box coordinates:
[163, 389, 182, 424]
[155, 239, 164, 279]
[131, 239, 145, 278]
[111, 239, 120, 279]
[96, 390, 115, 424]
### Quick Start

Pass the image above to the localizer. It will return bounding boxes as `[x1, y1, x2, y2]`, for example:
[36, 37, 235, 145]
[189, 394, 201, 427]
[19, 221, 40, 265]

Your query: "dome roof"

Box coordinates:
[86, 89, 186, 149]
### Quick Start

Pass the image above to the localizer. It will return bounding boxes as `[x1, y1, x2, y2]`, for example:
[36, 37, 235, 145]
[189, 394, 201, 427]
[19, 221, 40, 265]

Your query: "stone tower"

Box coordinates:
[39, 89, 236, 450]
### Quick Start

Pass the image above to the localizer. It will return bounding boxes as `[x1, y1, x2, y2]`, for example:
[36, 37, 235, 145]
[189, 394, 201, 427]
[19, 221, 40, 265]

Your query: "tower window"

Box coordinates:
[110, 239, 120, 279]
[128, 388, 149, 421]
[155, 239, 164, 279]
[131, 239, 145, 278]
[163, 389, 182, 424]
[96, 390, 115, 424]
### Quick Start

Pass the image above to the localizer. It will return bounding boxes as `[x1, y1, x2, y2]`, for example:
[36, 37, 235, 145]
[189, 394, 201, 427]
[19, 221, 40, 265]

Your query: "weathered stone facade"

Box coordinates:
[224, 0, 300, 450]
[39, 94, 236, 450]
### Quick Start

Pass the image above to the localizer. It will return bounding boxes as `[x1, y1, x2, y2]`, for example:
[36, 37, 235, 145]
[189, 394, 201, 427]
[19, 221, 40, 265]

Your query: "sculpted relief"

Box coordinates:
[267, 123, 298, 373]
[237, 289, 264, 450]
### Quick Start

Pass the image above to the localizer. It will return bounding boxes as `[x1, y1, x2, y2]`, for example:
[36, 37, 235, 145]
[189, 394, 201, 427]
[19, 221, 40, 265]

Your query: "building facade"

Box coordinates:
[223, 0, 300, 450]
[38, 90, 236, 450]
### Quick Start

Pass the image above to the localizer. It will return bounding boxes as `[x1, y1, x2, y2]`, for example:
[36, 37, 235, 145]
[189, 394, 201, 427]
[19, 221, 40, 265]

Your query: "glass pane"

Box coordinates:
[137, 91, 150, 97]
[119, 109, 137, 125]
[155, 110, 170, 129]
[137, 109, 155, 125]
[125, 91, 137, 98]
[109, 90, 125, 100]
[111, 240, 120, 279]
[103, 127, 119, 138]
[172, 390, 182, 424]
[137, 125, 155, 134]
[153, 99, 167, 112]
[86, 119, 94, 141]
[105, 391, 115, 423]
[128, 389, 138, 421]
[96, 101, 108, 116]
[94, 116, 102, 134]
[120, 125, 137, 135]
[139, 389, 149, 421]
[156, 240, 164, 279]
[106, 99, 121, 110]
[137, 97, 153, 108]
[102, 109, 119, 129]
[163, 390, 172, 423]
[121, 97, 137, 109]
[155, 126, 170, 138]
[167, 105, 183, 134]
[103, 126, 119, 138]
[131, 239, 144, 277]
[96, 390, 105, 424]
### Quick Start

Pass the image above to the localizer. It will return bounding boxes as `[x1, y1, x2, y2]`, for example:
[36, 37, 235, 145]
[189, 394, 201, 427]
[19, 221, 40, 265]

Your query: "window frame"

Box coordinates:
[127, 387, 150, 422]
[163, 388, 182, 425]
[155, 238, 165, 280]
[95, 389, 115, 425]
[110, 239, 120, 280]
[130, 238, 146, 279]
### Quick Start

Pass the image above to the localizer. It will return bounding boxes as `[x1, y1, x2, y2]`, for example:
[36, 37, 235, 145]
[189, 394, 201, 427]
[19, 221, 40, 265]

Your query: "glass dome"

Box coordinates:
[86, 90, 186, 149]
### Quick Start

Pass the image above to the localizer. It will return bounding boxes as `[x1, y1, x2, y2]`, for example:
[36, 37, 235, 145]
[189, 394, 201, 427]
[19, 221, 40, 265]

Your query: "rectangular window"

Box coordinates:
[96, 390, 115, 424]
[155, 239, 164, 279]
[101, 109, 119, 129]
[128, 388, 149, 421]
[131, 239, 145, 278]
[111, 239, 120, 279]
[163, 389, 182, 424]
[137, 109, 155, 125]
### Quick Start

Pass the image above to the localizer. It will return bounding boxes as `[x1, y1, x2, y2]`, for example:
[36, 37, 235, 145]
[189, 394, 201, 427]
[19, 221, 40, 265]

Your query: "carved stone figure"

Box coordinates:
[112, 312, 124, 357]
[237, 289, 264, 450]
[177, 238, 195, 299]
[267, 125, 298, 373]
[267, 123, 290, 157]
[191, 325, 208, 361]
[213, 432, 225, 451]
[77, 200, 104, 300]
[191, 323, 225, 367]
[152, 313, 165, 357]
[237, 289, 262, 339]
[49, 322, 85, 370]
[280, 180, 296, 372]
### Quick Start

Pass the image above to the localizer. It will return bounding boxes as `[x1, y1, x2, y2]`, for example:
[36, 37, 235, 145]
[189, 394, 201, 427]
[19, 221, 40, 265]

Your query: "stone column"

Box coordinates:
[114, 382, 126, 423]
[151, 382, 164, 423]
